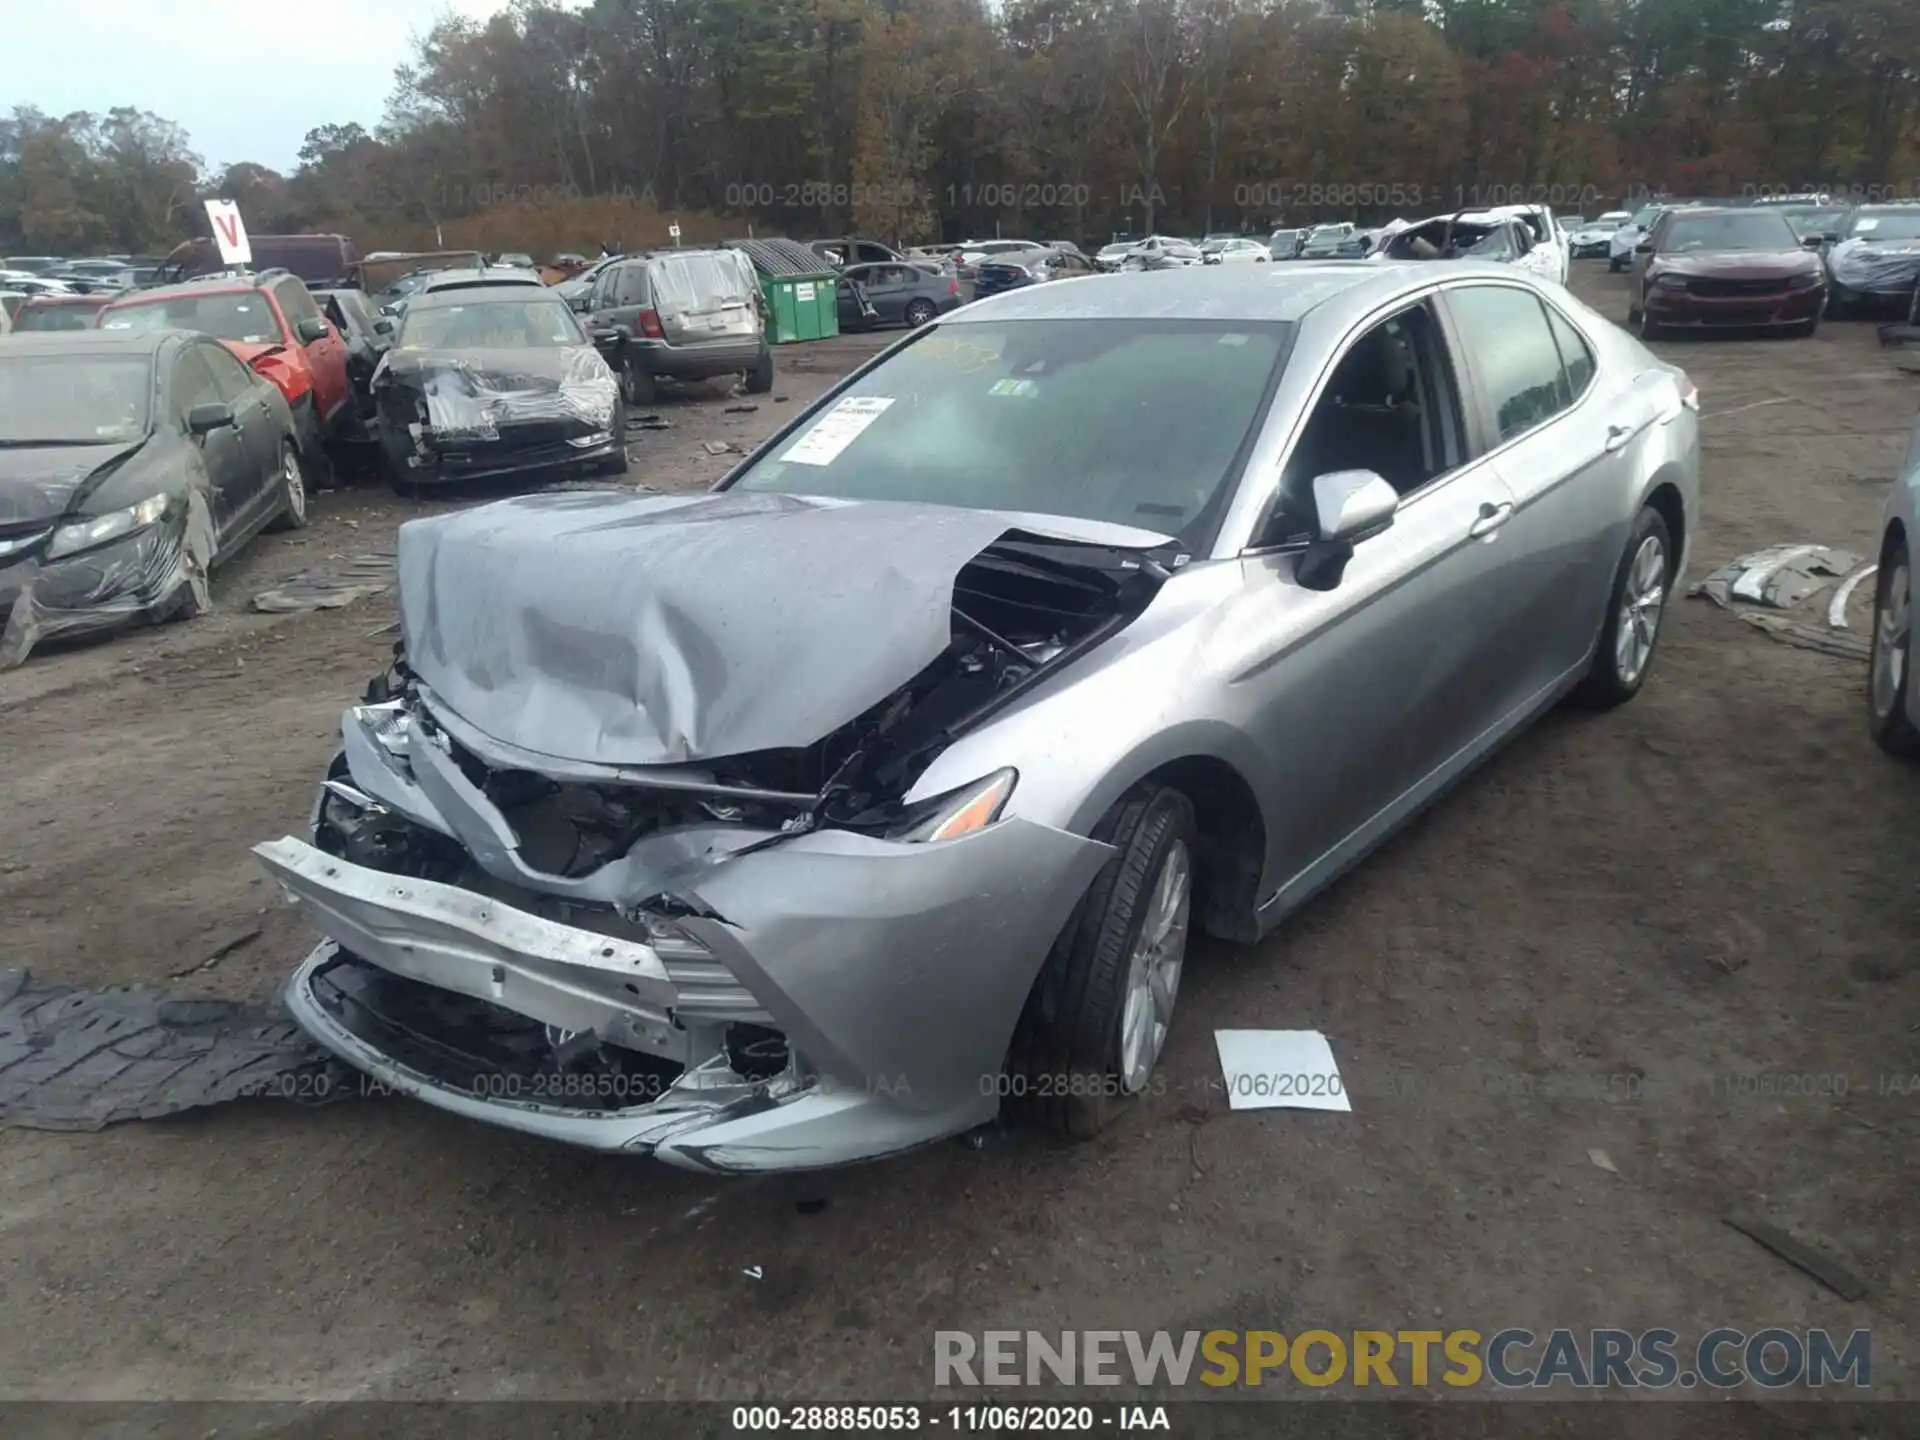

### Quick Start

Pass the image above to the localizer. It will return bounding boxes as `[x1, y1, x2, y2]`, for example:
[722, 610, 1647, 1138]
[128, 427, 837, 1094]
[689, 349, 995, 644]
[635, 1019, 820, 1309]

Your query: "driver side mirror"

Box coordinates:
[1801, 234, 1825, 249]
[1635, 240, 1655, 254]
[295, 317, 329, 343]
[568, 293, 592, 312]
[1298, 470, 1398, 591]
[373, 317, 394, 336]
[187, 401, 234, 435]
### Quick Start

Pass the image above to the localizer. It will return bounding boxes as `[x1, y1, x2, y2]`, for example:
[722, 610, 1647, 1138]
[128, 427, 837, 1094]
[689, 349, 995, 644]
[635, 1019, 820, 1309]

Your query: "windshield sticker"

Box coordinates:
[782, 395, 895, 466]
[1856, 218, 1879, 231]
[987, 377, 1037, 397]
[1218, 334, 1250, 346]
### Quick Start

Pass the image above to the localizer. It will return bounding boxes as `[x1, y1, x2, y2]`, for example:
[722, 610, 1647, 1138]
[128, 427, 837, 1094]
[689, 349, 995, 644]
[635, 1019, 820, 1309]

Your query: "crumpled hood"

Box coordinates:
[396, 490, 1025, 766]
[0, 439, 145, 527]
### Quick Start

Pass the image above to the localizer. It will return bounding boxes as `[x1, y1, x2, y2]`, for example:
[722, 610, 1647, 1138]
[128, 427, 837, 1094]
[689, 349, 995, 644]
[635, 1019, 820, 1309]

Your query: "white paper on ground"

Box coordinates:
[781, 395, 894, 466]
[1213, 1029, 1352, 1112]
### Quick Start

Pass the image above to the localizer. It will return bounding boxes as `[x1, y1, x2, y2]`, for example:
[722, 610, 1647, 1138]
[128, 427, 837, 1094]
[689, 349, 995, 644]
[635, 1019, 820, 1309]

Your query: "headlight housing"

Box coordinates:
[890, 768, 1017, 843]
[45, 493, 170, 560]
[1653, 272, 1687, 288]
[1785, 272, 1823, 290]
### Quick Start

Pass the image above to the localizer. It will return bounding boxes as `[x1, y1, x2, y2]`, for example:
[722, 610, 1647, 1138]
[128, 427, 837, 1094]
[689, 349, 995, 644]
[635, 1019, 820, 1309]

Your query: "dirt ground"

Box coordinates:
[2, 275, 1918, 1419]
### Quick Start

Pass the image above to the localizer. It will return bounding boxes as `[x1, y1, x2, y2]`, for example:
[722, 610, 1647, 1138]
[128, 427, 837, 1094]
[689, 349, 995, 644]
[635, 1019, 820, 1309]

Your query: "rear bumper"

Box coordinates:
[628, 336, 764, 382]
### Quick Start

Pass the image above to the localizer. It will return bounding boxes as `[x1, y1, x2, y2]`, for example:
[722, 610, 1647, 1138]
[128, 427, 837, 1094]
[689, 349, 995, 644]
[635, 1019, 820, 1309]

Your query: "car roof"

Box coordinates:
[406, 283, 567, 310]
[946, 260, 1527, 324]
[424, 267, 545, 287]
[0, 328, 181, 358]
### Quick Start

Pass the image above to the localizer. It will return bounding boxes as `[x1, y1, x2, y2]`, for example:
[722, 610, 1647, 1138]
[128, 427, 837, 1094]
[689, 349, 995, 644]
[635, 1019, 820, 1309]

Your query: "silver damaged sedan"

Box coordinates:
[256, 261, 1701, 1172]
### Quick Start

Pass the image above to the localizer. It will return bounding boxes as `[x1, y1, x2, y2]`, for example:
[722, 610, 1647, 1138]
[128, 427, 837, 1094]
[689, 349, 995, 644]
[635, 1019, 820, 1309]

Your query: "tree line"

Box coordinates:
[3, 0, 1917, 259]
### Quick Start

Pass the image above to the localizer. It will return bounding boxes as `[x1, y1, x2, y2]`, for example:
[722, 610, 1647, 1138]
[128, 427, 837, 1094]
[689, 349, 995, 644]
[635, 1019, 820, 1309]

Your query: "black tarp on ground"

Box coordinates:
[0, 967, 350, 1131]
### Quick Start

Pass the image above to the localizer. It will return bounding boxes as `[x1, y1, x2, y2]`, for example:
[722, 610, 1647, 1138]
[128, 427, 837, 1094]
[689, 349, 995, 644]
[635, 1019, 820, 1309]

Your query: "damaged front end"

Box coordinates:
[373, 347, 622, 484]
[259, 493, 1165, 1171]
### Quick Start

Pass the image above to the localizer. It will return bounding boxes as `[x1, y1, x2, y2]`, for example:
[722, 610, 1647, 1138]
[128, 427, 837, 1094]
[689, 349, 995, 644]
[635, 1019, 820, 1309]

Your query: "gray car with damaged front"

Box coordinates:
[256, 261, 1700, 1173]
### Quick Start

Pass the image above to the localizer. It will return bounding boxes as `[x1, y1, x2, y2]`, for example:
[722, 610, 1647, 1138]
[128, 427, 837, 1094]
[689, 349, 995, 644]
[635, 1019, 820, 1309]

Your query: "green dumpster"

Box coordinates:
[724, 238, 840, 344]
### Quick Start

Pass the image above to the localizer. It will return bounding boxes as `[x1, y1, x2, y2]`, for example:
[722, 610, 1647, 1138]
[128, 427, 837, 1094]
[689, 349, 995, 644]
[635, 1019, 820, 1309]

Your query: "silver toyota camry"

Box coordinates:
[256, 261, 1700, 1173]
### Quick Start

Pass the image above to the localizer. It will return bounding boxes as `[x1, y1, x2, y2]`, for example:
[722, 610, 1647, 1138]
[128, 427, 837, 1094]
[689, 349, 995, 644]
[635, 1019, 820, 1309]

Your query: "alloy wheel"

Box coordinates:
[1614, 534, 1667, 686]
[1118, 839, 1190, 1093]
[1872, 563, 1910, 721]
[283, 450, 307, 521]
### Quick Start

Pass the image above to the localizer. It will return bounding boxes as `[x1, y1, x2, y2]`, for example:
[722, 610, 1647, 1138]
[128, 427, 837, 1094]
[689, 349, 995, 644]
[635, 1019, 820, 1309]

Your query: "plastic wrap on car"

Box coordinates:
[1828, 238, 1920, 293]
[646, 250, 761, 327]
[0, 487, 213, 668]
[413, 349, 618, 442]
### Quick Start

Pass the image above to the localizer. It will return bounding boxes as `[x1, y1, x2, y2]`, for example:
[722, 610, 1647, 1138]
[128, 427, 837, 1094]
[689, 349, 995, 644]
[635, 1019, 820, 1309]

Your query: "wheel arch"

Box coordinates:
[1067, 745, 1267, 946]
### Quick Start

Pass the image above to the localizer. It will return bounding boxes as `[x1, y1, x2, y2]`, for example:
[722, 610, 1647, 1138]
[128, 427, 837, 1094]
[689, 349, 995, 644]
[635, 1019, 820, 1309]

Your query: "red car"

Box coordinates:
[10, 292, 113, 331]
[97, 270, 353, 473]
[1626, 207, 1826, 340]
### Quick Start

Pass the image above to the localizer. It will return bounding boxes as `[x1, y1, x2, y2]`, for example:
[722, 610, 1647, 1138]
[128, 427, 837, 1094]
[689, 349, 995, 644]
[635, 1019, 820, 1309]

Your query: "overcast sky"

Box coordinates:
[0, 0, 528, 174]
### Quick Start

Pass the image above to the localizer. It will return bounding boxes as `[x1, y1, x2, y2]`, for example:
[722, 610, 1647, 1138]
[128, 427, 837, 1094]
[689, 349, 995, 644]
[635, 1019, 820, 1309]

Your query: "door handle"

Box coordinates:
[1469, 500, 1513, 538]
[1604, 422, 1635, 453]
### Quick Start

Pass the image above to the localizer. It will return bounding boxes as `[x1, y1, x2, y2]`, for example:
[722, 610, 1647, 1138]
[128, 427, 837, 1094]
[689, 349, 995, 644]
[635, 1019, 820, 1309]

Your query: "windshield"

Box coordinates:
[729, 319, 1293, 549]
[1588, 216, 1626, 231]
[398, 297, 584, 350]
[1785, 208, 1851, 236]
[0, 354, 151, 443]
[1848, 209, 1920, 242]
[1661, 212, 1797, 252]
[100, 291, 282, 344]
[15, 303, 102, 332]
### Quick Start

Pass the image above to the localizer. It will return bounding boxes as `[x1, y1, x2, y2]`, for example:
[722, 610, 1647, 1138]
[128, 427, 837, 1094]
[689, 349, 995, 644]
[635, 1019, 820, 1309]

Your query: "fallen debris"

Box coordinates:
[0, 967, 351, 1131]
[630, 413, 671, 430]
[724, 404, 759, 415]
[702, 440, 733, 456]
[1213, 1030, 1351, 1113]
[1588, 1148, 1619, 1174]
[1690, 544, 1873, 660]
[742, 1265, 764, 1281]
[251, 553, 397, 614]
[1723, 1214, 1868, 1301]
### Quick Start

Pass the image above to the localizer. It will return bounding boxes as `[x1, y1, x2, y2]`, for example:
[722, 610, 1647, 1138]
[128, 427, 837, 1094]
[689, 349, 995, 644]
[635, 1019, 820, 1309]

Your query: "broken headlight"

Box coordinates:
[567, 430, 614, 448]
[353, 700, 411, 758]
[889, 768, 1017, 843]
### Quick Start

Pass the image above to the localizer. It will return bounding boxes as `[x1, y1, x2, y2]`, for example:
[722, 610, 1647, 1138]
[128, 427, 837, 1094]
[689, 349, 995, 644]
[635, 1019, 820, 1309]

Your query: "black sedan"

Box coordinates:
[971, 245, 1096, 298]
[313, 286, 395, 432]
[836, 261, 963, 329]
[0, 330, 305, 667]
[372, 285, 627, 493]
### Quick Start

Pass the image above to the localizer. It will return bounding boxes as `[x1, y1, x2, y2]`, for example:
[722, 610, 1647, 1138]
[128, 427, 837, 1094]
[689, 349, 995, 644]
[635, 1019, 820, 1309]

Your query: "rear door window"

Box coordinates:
[1443, 285, 1575, 444]
[1544, 305, 1596, 400]
[201, 343, 259, 403]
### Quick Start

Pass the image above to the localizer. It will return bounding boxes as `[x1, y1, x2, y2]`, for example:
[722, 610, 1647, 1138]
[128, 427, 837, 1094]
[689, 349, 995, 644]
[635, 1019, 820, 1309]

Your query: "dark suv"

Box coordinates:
[576, 250, 773, 404]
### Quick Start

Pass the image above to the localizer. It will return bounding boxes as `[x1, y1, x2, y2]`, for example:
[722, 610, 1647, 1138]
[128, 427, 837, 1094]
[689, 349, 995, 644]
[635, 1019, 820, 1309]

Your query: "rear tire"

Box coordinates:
[1572, 505, 1673, 709]
[745, 346, 775, 395]
[904, 299, 937, 327]
[1010, 785, 1196, 1138]
[1868, 537, 1920, 757]
[264, 444, 310, 532]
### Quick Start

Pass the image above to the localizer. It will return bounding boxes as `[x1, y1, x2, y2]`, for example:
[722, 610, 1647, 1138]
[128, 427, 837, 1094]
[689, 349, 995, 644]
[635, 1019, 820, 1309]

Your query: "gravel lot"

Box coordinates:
[2, 272, 1918, 1422]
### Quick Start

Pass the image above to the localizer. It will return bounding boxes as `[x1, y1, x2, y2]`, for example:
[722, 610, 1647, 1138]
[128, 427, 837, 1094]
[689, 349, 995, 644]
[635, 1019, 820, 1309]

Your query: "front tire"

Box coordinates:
[1011, 785, 1196, 1138]
[264, 444, 310, 532]
[621, 357, 657, 407]
[1572, 505, 1673, 709]
[1608, 257, 1624, 273]
[1868, 537, 1920, 757]
[904, 298, 937, 327]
